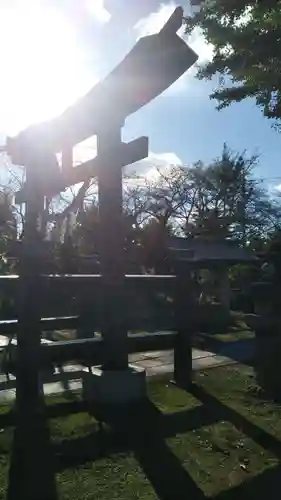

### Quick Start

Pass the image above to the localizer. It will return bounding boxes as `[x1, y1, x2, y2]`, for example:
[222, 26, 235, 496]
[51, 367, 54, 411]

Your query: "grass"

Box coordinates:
[1, 364, 281, 499]
[213, 330, 254, 342]
[193, 310, 255, 344]
[193, 329, 254, 351]
[193, 309, 255, 344]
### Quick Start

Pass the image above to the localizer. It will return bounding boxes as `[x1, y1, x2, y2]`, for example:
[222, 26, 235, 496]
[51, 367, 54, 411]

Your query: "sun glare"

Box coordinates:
[0, 4, 95, 136]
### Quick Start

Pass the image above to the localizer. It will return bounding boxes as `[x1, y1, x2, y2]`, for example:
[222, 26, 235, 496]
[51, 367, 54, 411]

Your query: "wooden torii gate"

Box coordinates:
[5, 7, 198, 500]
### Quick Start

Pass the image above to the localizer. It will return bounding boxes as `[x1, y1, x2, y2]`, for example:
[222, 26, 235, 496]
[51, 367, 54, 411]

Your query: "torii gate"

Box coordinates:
[5, 7, 198, 500]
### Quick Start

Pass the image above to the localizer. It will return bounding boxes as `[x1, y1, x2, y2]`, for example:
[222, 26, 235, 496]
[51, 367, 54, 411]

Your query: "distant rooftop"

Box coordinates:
[168, 236, 255, 266]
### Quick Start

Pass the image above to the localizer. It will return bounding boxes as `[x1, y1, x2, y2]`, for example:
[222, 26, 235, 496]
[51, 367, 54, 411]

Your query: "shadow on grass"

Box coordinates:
[216, 464, 281, 500]
[187, 384, 281, 500]
[5, 379, 281, 500]
[53, 400, 220, 472]
[189, 384, 281, 460]
[52, 399, 207, 499]
[53, 382, 281, 500]
[134, 425, 205, 500]
[132, 400, 206, 500]
[7, 403, 58, 500]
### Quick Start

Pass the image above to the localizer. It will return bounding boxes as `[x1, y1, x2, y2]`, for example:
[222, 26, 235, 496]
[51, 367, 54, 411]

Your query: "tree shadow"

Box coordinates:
[7, 403, 58, 500]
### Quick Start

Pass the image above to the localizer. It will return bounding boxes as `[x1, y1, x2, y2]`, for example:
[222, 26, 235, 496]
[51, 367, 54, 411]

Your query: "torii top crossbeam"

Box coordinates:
[6, 7, 198, 167]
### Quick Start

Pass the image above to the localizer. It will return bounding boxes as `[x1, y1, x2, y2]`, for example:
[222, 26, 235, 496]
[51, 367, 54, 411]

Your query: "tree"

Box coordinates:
[262, 228, 281, 280]
[0, 192, 17, 239]
[183, 145, 281, 243]
[139, 218, 174, 273]
[122, 145, 281, 248]
[0, 190, 18, 280]
[185, 1, 281, 125]
[8, 142, 275, 274]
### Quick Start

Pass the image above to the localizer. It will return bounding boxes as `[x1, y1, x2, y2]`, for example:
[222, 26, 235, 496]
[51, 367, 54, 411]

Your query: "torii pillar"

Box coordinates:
[82, 122, 147, 406]
[97, 122, 128, 370]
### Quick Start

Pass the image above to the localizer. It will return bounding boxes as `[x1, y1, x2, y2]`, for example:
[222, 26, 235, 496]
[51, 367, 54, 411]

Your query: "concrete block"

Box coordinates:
[82, 364, 147, 405]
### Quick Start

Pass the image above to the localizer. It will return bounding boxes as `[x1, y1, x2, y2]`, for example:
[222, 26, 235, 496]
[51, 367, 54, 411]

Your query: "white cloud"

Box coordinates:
[125, 150, 182, 179]
[272, 183, 281, 193]
[133, 1, 213, 93]
[73, 137, 182, 182]
[134, 2, 185, 39]
[87, 0, 111, 24]
[188, 27, 214, 67]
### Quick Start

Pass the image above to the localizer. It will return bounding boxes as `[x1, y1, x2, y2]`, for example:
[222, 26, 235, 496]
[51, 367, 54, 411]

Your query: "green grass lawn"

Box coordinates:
[193, 329, 254, 350]
[212, 330, 254, 342]
[192, 310, 255, 345]
[1, 365, 281, 499]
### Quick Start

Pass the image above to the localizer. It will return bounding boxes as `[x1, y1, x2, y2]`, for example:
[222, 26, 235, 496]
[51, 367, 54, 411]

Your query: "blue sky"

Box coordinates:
[0, 0, 280, 189]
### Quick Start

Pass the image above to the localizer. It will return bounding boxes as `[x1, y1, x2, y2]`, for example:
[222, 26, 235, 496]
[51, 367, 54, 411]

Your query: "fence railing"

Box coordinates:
[0, 272, 194, 389]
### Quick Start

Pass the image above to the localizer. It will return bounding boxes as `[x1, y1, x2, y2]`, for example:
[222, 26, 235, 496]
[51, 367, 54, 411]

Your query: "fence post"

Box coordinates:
[174, 266, 195, 389]
[7, 161, 58, 500]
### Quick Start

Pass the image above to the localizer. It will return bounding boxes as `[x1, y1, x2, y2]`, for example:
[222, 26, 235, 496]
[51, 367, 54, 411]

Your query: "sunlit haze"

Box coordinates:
[0, 3, 96, 136]
[0, 0, 279, 186]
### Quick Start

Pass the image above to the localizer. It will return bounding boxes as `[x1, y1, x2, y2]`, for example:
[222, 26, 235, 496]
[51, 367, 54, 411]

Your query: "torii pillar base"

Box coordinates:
[82, 364, 147, 407]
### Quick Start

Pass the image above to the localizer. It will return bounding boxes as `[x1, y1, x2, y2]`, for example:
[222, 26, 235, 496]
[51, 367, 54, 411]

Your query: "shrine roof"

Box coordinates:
[168, 236, 255, 265]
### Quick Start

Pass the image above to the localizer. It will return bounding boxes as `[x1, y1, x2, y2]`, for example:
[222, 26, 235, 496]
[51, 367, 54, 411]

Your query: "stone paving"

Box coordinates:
[130, 348, 238, 376]
[0, 347, 239, 403]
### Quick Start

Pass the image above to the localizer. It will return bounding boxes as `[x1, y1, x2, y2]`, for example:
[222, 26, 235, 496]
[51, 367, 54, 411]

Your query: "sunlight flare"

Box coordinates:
[0, 3, 96, 135]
